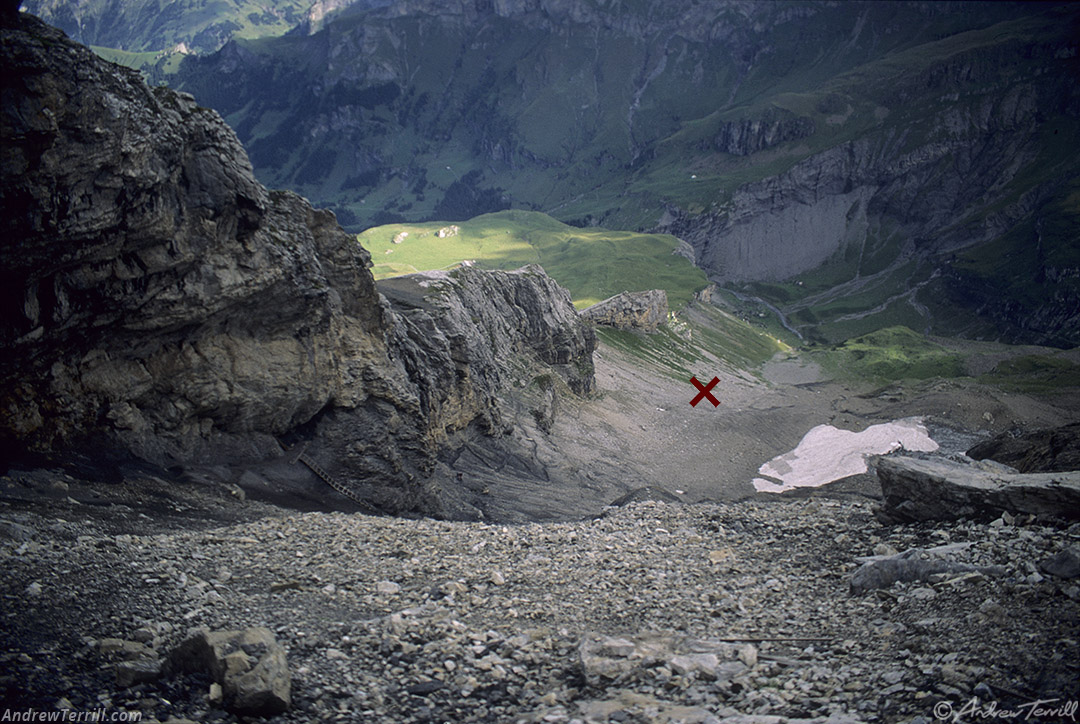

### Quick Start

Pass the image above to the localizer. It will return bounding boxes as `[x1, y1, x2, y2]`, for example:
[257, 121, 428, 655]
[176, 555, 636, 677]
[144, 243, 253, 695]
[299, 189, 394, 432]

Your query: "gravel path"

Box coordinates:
[2, 494, 1078, 723]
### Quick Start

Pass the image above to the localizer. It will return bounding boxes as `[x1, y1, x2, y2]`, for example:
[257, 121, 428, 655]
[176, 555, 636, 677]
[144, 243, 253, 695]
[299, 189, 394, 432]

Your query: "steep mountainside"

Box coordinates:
[166, 0, 1080, 346]
[17, 0, 387, 53]
[0, 13, 595, 519]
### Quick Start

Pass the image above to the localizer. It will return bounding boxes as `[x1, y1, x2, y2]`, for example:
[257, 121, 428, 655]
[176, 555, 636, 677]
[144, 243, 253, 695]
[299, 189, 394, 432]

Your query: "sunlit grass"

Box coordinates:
[358, 210, 708, 309]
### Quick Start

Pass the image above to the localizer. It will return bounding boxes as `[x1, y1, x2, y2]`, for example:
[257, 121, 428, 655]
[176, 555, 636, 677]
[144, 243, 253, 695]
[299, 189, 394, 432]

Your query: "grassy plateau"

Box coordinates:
[358, 210, 708, 310]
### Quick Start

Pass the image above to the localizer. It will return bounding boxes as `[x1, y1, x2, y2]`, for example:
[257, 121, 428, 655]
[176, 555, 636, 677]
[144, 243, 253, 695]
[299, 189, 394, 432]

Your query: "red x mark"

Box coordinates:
[690, 376, 720, 407]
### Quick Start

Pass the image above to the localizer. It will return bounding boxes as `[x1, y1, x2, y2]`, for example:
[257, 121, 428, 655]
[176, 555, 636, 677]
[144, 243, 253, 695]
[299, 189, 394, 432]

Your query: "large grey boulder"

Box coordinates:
[168, 627, 290, 715]
[874, 455, 1080, 523]
[581, 289, 668, 333]
[850, 546, 1005, 594]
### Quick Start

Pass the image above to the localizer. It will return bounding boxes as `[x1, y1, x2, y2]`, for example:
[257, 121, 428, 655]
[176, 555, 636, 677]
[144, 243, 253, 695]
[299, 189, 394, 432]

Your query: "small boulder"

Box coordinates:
[168, 627, 291, 715]
[579, 632, 744, 687]
[116, 657, 163, 687]
[1040, 546, 1080, 579]
[98, 638, 162, 687]
[608, 486, 683, 507]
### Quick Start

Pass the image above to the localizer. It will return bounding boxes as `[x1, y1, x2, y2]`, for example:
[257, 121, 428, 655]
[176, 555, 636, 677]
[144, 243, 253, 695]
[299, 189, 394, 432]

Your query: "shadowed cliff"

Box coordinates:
[0, 13, 596, 519]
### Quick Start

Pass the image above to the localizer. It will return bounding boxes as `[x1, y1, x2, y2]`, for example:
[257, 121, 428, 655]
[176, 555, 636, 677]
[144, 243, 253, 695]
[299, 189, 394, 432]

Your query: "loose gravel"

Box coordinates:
[2, 495, 1079, 723]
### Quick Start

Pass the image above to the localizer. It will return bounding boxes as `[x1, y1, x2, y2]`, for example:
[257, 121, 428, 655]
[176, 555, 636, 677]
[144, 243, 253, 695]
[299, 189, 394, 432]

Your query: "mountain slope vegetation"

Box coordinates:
[358, 210, 707, 309]
[160, 0, 1080, 347]
[18, 0, 390, 53]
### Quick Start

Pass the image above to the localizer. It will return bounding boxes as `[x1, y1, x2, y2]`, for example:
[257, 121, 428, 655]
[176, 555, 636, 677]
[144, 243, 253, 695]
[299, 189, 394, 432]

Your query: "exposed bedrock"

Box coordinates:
[0, 14, 595, 517]
[581, 289, 668, 334]
[873, 455, 1080, 524]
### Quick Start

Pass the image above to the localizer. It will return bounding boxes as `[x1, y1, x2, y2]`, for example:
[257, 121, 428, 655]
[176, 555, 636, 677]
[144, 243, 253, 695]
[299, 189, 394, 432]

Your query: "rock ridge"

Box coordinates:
[0, 14, 595, 518]
[581, 289, 668, 334]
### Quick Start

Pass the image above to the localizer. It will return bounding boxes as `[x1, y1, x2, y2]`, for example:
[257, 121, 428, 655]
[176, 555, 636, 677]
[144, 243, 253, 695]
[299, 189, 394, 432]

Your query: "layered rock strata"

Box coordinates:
[0, 14, 595, 516]
[580, 289, 668, 334]
[874, 455, 1080, 524]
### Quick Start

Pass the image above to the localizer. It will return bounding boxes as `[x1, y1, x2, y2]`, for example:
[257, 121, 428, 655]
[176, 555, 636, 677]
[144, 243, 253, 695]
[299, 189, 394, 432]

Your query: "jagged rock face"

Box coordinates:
[581, 290, 668, 334]
[655, 25, 1080, 346]
[1, 14, 388, 462]
[711, 109, 815, 157]
[667, 67, 1079, 284]
[967, 423, 1080, 474]
[0, 15, 596, 516]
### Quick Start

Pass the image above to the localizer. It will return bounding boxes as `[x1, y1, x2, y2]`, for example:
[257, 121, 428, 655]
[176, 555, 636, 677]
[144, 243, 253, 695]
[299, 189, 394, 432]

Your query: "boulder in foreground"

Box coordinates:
[168, 627, 290, 715]
[874, 455, 1080, 523]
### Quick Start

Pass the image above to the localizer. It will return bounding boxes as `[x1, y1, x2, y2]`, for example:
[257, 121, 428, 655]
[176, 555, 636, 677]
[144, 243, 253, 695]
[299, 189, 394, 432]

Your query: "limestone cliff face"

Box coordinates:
[656, 29, 1080, 345]
[711, 110, 815, 157]
[581, 290, 668, 334]
[0, 14, 595, 516]
[666, 73, 1078, 284]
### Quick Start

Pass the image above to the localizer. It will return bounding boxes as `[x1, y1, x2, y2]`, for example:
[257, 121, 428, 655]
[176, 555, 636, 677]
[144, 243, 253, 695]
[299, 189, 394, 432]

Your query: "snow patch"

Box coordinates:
[753, 417, 938, 493]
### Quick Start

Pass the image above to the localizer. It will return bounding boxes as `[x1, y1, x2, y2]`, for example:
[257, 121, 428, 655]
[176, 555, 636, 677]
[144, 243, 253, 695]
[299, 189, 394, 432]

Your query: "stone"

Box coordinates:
[873, 455, 1080, 523]
[579, 632, 743, 686]
[850, 548, 1005, 594]
[607, 486, 683, 507]
[116, 657, 162, 687]
[376, 581, 401, 595]
[580, 290, 669, 334]
[882, 670, 905, 685]
[967, 423, 1080, 473]
[168, 627, 291, 715]
[1040, 546, 1080, 579]
[0, 520, 35, 542]
[669, 653, 720, 678]
[99, 639, 156, 660]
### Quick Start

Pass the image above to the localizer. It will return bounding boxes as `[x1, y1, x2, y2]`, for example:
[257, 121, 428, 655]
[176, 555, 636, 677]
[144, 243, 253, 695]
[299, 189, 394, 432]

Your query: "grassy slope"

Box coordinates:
[805, 325, 1080, 392]
[358, 210, 708, 309]
[91, 46, 186, 75]
[809, 327, 966, 382]
[696, 9, 1080, 345]
[30, 0, 313, 52]
[597, 303, 788, 382]
[149, 2, 1076, 351]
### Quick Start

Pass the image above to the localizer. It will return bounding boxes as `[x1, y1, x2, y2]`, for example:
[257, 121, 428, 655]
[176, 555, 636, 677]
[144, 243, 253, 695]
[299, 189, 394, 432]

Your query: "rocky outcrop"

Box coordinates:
[168, 627, 291, 715]
[712, 109, 815, 156]
[581, 290, 668, 334]
[874, 455, 1080, 524]
[967, 422, 1080, 473]
[0, 14, 595, 517]
[849, 546, 1005, 594]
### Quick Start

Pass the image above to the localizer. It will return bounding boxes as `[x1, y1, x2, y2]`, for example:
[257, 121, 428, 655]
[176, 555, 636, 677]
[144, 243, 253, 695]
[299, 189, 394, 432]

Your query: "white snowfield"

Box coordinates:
[753, 417, 939, 493]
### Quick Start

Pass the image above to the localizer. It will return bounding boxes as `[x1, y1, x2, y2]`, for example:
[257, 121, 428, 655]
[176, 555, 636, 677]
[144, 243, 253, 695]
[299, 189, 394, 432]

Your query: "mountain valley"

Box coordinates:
[2, 3, 1080, 723]
[155, 0, 1080, 347]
